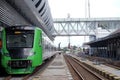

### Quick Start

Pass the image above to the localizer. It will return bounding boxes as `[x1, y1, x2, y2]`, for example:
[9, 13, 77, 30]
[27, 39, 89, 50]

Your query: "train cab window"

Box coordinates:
[7, 33, 34, 48]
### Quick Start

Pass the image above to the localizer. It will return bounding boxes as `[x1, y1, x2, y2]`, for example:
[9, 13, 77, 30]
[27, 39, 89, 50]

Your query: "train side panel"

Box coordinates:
[28, 28, 43, 67]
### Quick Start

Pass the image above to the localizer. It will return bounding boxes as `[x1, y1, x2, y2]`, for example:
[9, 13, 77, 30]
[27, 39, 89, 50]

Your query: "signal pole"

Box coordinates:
[68, 36, 70, 49]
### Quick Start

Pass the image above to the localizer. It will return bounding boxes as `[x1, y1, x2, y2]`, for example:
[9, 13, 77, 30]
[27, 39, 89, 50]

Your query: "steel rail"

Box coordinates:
[65, 55, 85, 80]
[70, 56, 103, 80]
[64, 55, 108, 80]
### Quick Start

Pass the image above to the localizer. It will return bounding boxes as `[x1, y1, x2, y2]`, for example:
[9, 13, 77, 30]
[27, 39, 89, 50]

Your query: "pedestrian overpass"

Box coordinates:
[0, 0, 120, 41]
[53, 18, 120, 39]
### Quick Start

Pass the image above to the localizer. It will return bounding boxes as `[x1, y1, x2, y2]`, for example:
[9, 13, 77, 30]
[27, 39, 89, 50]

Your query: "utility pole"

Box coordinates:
[67, 13, 71, 49]
[85, 0, 91, 42]
[88, 0, 90, 18]
[85, 0, 91, 18]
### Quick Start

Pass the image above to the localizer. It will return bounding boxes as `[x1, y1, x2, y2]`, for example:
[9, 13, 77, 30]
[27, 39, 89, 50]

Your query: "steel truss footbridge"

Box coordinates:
[53, 18, 120, 39]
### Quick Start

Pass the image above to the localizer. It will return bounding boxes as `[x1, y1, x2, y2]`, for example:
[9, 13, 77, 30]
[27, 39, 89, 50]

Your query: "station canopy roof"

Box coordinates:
[85, 28, 120, 47]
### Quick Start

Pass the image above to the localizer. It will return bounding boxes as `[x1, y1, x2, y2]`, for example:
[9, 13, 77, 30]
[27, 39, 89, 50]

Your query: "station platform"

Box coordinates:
[32, 54, 73, 80]
[71, 55, 120, 80]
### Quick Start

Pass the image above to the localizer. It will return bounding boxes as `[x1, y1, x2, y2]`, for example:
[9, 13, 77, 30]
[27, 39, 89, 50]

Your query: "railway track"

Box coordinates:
[64, 55, 108, 80]
[3, 68, 40, 80]
[4, 74, 29, 80]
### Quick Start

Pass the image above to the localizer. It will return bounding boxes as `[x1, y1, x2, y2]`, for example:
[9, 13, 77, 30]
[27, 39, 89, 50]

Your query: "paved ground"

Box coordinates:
[33, 54, 73, 80]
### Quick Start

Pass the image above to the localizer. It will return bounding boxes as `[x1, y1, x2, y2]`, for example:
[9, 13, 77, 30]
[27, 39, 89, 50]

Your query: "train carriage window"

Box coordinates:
[39, 35, 42, 46]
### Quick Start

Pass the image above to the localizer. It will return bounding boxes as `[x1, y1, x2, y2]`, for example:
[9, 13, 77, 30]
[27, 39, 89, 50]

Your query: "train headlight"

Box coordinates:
[23, 48, 35, 56]
[29, 52, 35, 56]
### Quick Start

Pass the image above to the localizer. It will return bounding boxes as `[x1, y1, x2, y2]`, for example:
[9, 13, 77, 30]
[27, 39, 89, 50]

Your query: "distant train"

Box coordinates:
[1, 26, 56, 74]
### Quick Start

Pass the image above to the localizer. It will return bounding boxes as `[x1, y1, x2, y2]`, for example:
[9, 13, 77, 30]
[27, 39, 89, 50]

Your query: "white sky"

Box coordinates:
[48, 0, 120, 47]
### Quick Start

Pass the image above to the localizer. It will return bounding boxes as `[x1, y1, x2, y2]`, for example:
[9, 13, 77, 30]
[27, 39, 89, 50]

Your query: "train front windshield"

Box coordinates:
[7, 32, 34, 48]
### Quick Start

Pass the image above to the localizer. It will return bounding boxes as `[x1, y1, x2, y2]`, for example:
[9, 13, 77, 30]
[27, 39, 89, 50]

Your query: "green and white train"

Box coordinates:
[1, 26, 56, 74]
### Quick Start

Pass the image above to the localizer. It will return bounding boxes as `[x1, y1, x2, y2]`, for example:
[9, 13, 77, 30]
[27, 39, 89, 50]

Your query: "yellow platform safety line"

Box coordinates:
[32, 76, 40, 80]
[114, 76, 120, 80]
[101, 70, 106, 76]
[108, 74, 116, 80]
